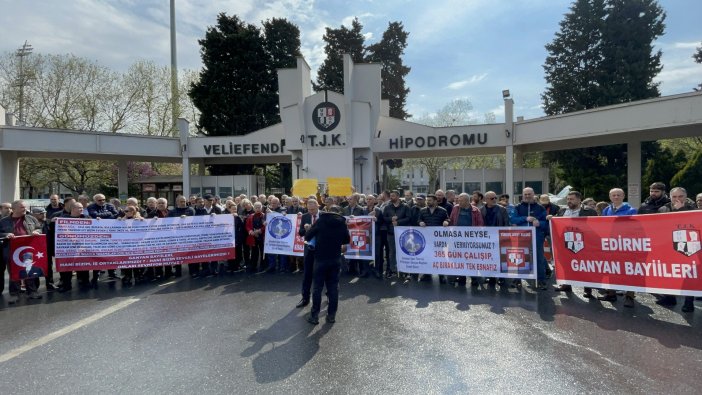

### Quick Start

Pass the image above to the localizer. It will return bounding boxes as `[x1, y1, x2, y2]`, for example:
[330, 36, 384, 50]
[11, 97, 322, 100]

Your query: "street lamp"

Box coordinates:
[355, 155, 368, 192]
[293, 157, 303, 179]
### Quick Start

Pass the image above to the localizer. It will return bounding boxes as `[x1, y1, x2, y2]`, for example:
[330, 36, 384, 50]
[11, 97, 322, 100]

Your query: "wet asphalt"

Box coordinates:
[1, 270, 701, 394]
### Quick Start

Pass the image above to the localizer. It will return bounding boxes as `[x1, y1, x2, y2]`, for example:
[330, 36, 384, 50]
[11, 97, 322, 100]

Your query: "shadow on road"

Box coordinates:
[241, 308, 331, 383]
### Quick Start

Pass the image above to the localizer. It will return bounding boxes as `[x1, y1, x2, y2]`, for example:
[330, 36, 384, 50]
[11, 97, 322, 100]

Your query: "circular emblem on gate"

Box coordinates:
[268, 216, 292, 239]
[399, 229, 426, 256]
[312, 101, 341, 131]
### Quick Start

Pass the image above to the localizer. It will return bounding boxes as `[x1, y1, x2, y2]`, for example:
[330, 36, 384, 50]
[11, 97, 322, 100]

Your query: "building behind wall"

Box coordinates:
[392, 166, 549, 202]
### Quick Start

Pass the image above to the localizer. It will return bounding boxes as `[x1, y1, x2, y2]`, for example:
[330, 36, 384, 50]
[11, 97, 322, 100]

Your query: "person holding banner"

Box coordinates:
[304, 205, 351, 325]
[225, 200, 245, 273]
[118, 205, 145, 286]
[56, 201, 87, 292]
[656, 187, 697, 312]
[196, 194, 223, 277]
[510, 187, 548, 290]
[296, 199, 320, 308]
[383, 190, 412, 279]
[343, 194, 366, 276]
[365, 194, 385, 279]
[480, 191, 510, 286]
[265, 197, 289, 274]
[552, 191, 598, 295]
[448, 193, 485, 286]
[88, 194, 120, 281]
[0, 200, 43, 304]
[144, 198, 170, 280]
[417, 194, 450, 283]
[168, 196, 196, 278]
[245, 202, 266, 273]
[598, 188, 638, 307]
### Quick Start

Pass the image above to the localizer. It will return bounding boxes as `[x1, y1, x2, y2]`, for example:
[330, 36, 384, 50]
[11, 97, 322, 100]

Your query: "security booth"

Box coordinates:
[135, 175, 183, 205]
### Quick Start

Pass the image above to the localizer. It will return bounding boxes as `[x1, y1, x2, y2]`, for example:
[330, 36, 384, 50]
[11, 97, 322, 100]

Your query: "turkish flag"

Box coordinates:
[9, 235, 48, 281]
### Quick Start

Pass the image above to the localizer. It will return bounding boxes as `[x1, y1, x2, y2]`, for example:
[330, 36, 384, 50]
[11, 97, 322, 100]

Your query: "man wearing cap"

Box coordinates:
[410, 194, 427, 226]
[87, 194, 120, 281]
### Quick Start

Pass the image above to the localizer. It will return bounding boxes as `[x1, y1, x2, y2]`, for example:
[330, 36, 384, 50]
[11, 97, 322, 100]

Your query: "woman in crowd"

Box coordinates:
[245, 201, 266, 273]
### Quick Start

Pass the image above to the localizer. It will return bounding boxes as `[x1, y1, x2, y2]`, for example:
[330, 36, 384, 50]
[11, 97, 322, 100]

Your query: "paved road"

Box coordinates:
[1, 272, 701, 394]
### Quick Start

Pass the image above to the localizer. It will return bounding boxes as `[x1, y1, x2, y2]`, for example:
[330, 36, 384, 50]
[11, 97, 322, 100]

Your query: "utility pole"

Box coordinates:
[169, 0, 180, 137]
[14, 41, 33, 126]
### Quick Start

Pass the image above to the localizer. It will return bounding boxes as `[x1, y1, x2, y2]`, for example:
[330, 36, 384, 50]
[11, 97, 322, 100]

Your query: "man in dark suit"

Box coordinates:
[305, 205, 351, 324]
[552, 190, 598, 294]
[295, 199, 320, 308]
[480, 191, 511, 286]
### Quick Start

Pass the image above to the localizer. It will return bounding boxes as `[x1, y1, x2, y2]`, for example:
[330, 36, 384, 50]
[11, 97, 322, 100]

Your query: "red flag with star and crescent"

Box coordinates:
[9, 235, 48, 281]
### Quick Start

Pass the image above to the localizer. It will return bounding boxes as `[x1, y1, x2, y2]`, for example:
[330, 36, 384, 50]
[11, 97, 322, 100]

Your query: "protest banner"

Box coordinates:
[344, 216, 374, 261]
[551, 211, 702, 296]
[263, 212, 304, 257]
[327, 177, 352, 196]
[54, 215, 235, 271]
[9, 235, 48, 281]
[394, 226, 537, 279]
[292, 178, 318, 197]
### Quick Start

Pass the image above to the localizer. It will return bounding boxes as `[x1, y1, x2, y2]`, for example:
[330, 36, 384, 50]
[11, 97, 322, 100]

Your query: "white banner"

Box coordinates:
[263, 213, 304, 256]
[55, 215, 235, 271]
[394, 226, 537, 279]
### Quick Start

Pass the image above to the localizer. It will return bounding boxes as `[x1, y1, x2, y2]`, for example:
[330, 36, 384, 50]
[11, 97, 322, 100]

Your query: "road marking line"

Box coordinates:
[0, 277, 182, 363]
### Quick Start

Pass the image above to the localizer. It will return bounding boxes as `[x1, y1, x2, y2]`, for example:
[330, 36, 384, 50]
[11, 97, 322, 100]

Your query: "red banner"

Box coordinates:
[551, 211, 702, 296]
[9, 235, 48, 281]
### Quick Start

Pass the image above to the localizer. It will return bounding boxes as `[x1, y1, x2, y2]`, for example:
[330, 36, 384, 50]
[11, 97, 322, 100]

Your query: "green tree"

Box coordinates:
[189, 14, 271, 138]
[541, 0, 666, 201]
[262, 18, 302, 125]
[641, 147, 686, 190]
[365, 21, 411, 119]
[542, 0, 607, 114]
[599, 0, 665, 102]
[314, 18, 366, 93]
[189, 14, 301, 179]
[671, 151, 702, 194]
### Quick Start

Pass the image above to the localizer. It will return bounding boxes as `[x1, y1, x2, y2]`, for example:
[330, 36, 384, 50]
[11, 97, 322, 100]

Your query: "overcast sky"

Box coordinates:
[1, 0, 700, 123]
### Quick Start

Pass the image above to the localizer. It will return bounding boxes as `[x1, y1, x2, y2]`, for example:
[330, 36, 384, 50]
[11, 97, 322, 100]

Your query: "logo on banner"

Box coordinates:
[312, 102, 340, 131]
[672, 229, 701, 257]
[506, 248, 526, 268]
[564, 231, 585, 253]
[268, 216, 292, 239]
[399, 229, 425, 256]
[350, 230, 370, 252]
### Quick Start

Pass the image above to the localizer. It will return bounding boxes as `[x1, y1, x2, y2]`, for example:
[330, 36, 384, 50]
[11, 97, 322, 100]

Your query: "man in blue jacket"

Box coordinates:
[510, 187, 548, 290]
[598, 188, 638, 307]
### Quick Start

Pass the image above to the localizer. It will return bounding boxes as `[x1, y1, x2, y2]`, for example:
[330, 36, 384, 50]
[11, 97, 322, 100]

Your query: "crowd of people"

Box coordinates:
[2, 182, 701, 316]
